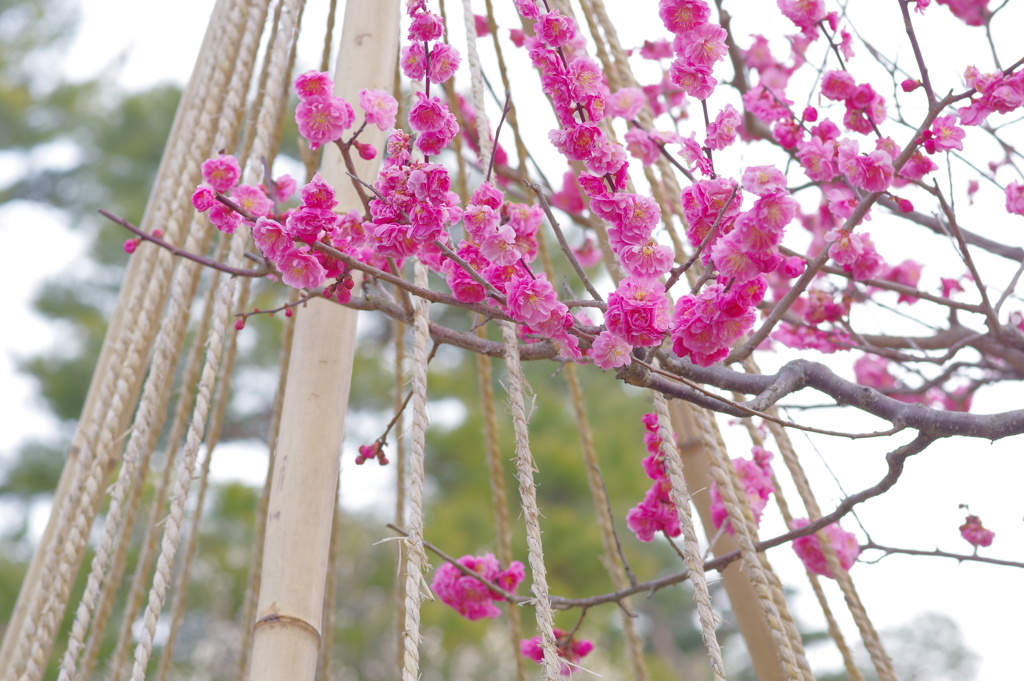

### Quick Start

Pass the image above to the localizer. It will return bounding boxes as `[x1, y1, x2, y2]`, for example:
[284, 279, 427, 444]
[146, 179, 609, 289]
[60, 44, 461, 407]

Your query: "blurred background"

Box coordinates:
[0, 0, 1018, 679]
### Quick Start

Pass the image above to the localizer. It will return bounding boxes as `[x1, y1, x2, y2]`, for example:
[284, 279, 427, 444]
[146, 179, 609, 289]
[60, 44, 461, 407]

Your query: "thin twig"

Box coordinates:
[525, 180, 603, 302]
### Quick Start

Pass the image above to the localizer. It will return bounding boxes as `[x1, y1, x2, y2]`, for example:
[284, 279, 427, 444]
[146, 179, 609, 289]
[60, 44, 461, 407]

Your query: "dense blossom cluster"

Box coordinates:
[520, 628, 595, 676]
[430, 553, 525, 620]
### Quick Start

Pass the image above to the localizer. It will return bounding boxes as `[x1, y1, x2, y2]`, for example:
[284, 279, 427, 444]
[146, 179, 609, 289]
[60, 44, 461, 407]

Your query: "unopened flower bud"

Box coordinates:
[354, 140, 378, 161]
[285, 307, 293, 317]
[901, 78, 921, 93]
[896, 197, 914, 213]
[234, 317, 246, 331]
[802, 106, 818, 122]
[152, 229, 164, 238]
[123, 238, 140, 254]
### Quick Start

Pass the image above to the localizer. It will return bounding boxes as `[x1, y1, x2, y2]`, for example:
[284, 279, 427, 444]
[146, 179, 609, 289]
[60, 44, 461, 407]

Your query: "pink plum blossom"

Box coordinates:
[506, 275, 561, 326]
[252, 217, 293, 261]
[790, 518, 861, 578]
[431, 553, 525, 620]
[294, 70, 333, 101]
[590, 331, 632, 370]
[521, 628, 594, 677]
[1006, 181, 1024, 216]
[607, 87, 645, 119]
[709, 446, 775, 534]
[658, 0, 711, 34]
[358, 89, 398, 131]
[705, 104, 741, 150]
[428, 42, 461, 84]
[296, 95, 354, 149]
[534, 10, 577, 47]
[278, 248, 328, 290]
[201, 154, 242, 193]
[960, 515, 995, 548]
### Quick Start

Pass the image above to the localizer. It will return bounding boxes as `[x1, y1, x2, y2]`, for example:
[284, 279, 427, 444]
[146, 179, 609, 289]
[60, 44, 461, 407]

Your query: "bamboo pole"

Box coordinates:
[246, 3, 400, 681]
[668, 400, 788, 681]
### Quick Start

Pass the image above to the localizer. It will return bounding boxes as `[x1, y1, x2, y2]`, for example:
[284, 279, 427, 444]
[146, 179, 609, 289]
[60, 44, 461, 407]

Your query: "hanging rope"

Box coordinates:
[476, 327, 528, 681]
[651, 394, 728, 681]
[734, 406, 865, 681]
[500, 321, 562, 681]
[400, 261, 434, 681]
[393, 317, 409, 681]
[764, 415, 897, 681]
[691, 403, 805, 681]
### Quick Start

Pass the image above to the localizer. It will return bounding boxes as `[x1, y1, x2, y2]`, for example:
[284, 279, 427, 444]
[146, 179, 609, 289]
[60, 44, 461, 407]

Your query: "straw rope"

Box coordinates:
[705, 417, 814, 681]
[500, 321, 562, 681]
[393, 318, 409, 680]
[650, 394, 727, 681]
[400, 261, 434, 681]
[53, 2, 268, 677]
[691, 405, 803, 681]
[735, 408, 865, 681]
[475, 327, 528, 681]
[235, 287, 299, 681]
[460, 0, 493, 164]
[0, 3, 238, 673]
[763, 412, 896, 681]
[564, 363, 649, 681]
[153, 275, 251, 681]
[14, 6, 253, 675]
[128, 0, 300, 676]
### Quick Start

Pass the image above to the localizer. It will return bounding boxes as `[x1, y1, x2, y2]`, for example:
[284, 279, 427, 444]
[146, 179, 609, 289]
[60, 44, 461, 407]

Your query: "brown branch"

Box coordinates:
[860, 540, 1024, 569]
[99, 209, 267, 278]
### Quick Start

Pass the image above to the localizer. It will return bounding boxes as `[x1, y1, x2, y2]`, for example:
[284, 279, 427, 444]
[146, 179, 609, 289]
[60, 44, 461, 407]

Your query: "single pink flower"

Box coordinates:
[201, 154, 242, 193]
[959, 514, 995, 548]
[408, 92, 449, 132]
[192, 185, 217, 212]
[668, 60, 717, 99]
[505, 275, 560, 326]
[790, 518, 861, 578]
[296, 95, 354, 149]
[230, 184, 275, 218]
[658, 0, 711, 35]
[428, 42, 461, 84]
[278, 247, 328, 290]
[294, 70, 334, 101]
[286, 206, 339, 244]
[408, 11, 444, 41]
[534, 10, 577, 47]
[930, 114, 966, 152]
[607, 87, 645, 120]
[820, 70, 856, 101]
[1006, 181, 1024, 216]
[590, 331, 633, 370]
[400, 43, 427, 80]
[208, 203, 241, 234]
[705, 103, 741, 150]
[358, 89, 398, 131]
[777, 0, 826, 29]
[479, 224, 522, 266]
[741, 165, 787, 196]
[252, 217, 293, 261]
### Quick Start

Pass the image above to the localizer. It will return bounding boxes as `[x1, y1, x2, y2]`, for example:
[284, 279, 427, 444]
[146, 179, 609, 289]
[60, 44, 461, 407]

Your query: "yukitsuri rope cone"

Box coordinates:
[1, 4, 252, 680]
[500, 322, 562, 681]
[393, 318, 410, 681]
[399, 261, 434, 681]
[53, 0, 270, 675]
[650, 394, 728, 681]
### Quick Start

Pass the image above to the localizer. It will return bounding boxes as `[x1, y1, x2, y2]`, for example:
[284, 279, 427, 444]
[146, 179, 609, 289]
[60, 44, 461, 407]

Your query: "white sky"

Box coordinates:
[1, 0, 1022, 679]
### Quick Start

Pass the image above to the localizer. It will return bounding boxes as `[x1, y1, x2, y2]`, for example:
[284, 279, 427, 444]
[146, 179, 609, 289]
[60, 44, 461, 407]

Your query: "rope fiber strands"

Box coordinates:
[500, 321, 563, 681]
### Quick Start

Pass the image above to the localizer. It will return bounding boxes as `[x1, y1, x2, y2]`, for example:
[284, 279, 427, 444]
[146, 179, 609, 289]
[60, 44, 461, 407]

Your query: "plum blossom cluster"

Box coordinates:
[789, 518, 861, 579]
[626, 413, 681, 542]
[430, 553, 525, 620]
[659, 0, 727, 102]
[853, 355, 973, 412]
[520, 629, 594, 677]
[708, 446, 775, 534]
[672, 167, 798, 365]
[400, 0, 462, 155]
[959, 514, 995, 550]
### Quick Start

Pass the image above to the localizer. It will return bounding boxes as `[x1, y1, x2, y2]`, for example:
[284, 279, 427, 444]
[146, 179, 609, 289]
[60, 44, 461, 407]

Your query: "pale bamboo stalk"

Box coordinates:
[247, 3, 400, 680]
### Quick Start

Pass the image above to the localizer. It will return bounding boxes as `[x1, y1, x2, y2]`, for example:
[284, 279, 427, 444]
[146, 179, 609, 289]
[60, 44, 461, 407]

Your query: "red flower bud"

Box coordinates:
[901, 78, 921, 93]
[896, 197, 914, 213]
[234, 317, 246, 331]
[802, 106, 818, 122]
[123, 239, 140, 254]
